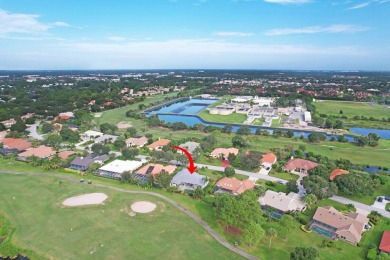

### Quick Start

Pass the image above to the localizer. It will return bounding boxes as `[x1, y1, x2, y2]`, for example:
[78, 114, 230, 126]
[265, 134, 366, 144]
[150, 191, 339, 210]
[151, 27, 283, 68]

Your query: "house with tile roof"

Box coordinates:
[171, 169, 208, 191]
[126, 136, 148, 148]
[309, 206, 369, 245]
[94, 134, 118, 144]
[259, 190, 306, 218]
[1, 138, 32, 151]
[18, 146, 56, 161]
[260, 153, 277, 167]
[283, 158, 319, 174]
[58, 150, 76, 160]
[379, 231, 390, 255]
[147, 139, 171, 151]
[215, 177, 255, 195]
[330, 169, 350, 181]
[133, 163, 177, 182]
[210, 148, 239, 160]
[179, 141, 201, 155]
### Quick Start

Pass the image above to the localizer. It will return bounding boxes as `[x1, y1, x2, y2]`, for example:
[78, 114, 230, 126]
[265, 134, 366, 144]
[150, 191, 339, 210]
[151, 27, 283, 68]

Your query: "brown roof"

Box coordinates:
[312, 206, 369, 244]
[210, 148, 239, 158]
[18, 146, 56, 159]
[215, 177, 255, 195]
[126, 136, 148, 147]
[1, 138, 32, 151]
[330, 168, 349, 181]
[147, 139, 170, 149]
[379, 231, 390, 253]
[283, 158, 318, 171]
[58, 150, 76, 160]
[260, 153, 277, 164]
[136, 163, 177, 176]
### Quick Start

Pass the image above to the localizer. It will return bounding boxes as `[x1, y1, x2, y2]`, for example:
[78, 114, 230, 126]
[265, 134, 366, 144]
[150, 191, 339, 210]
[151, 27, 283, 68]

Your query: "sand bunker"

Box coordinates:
[63, 193, 108, 206]
[131, 201, 156, 213]
[117, 121, 132, 129]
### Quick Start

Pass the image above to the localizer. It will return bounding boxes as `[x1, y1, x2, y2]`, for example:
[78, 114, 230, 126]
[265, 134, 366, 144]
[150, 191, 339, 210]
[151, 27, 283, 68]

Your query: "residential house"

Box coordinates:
[96, 159, 143, 179]
[1, 119, 16, 129]
[94, 134, 118, 144]
[330, 169, 350, 181]
[82, 130, 104, 141]
[56, 112, 75, 120]
[179, 141, 201, 155]
[309, 206, 369, 245]
[283, 158, 319, 174]
[1, 138, 32, 151]
[126, 136, 148, 148]
[18, 146, 56, 161]
[210, 148, 239, 160]
[147, 139, 171, 151]
[133, 163, 177, 182]
[214, 177, 255, 195]
[258, 190, 306, 218]
[171, 169, 209, 191]
[58, 150, 76, 160]
[68, 154, 109, 171]
[379, 231, 390, 255]
[260, 153, 277, 167]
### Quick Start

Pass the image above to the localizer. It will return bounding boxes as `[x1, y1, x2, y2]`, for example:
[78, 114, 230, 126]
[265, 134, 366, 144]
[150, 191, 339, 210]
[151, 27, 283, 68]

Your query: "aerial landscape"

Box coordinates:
[0, 1, 390, 260]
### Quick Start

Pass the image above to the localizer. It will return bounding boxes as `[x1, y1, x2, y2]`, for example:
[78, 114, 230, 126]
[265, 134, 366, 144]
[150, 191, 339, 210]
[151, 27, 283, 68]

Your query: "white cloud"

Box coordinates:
[107, 36, 126, 41]
[0, 9, 49, 35]
[264, 0, 311, 4]
[348, 2, 370, 9]
[348, 0, 390, 9]
[52, 21, 70, 27]
[214, 31, 255, 37]
[265, 24, 368, 36]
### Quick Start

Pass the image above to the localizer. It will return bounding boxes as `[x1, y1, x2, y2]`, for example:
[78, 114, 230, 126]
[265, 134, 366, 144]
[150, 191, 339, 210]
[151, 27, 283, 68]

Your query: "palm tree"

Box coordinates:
[303, 194, 317, 210]
[267, 228, 277, 249]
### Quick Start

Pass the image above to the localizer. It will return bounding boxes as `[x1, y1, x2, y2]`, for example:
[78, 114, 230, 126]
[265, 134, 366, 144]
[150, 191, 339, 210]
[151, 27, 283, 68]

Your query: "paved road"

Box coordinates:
[26, 121, 44, 141]
[195, 163, 287, 184]
[330, 195, 390, 218]
[0, 170, 259, 260]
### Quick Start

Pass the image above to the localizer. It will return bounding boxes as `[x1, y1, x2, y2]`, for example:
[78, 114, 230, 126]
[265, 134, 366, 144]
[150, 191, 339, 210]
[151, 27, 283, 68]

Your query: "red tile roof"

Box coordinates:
[330, 168, 349, 181]
[1, 138, 32, 151]
[136, 163, 176, 176]
[58, 150, 76, 160]
[147, 139, 170, 149]
[18, 146, 56, 159]
[283, 158, 318, 172]
[216, 177, 255, 195]
[380, 231, 390, 253]
[260, 153, 277, 164]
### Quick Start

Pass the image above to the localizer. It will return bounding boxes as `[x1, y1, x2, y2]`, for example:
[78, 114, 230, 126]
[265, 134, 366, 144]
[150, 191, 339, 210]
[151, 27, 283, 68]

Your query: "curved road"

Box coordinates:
[0, 170, 259, 260]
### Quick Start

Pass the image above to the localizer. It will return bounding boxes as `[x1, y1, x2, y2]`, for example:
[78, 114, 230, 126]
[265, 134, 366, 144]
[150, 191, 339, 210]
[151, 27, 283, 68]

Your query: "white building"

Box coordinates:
[97, 160, 143, 179]
[304, 111, 312, 122]
[82, 130, 104, 141]
[252, 96, 274, 107]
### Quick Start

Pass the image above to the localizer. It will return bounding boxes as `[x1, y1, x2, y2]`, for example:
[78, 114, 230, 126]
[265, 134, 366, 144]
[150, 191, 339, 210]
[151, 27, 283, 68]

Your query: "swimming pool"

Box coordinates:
[311, 226, 334, 239]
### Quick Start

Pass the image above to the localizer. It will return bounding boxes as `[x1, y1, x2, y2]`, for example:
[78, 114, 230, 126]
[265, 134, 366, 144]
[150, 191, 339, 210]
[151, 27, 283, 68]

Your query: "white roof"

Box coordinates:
[83, 130, 103, 137]
[99, 160, 143, 174]
[259, 190, 306, 212]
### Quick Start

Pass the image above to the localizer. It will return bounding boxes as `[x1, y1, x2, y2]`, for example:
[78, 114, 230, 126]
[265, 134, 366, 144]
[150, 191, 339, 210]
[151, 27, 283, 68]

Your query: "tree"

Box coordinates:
[354, 136, 368, 146]
[60, 126, 80, 143]
[302, 194, 317, 210]
[239, 151, 261, 170]
[44, 134, 63, 147]
[232, 135, 249, 148]
[236, 125, 251, 135]
[340, 109, 343, 114]
[280, 215, 295, 232]
[126, 127, 137, 137]
[100, 123, 118, 134]
[193, 187, 205, 200]
[25, 117, 36, 124]
[91, 143, 110, 155]
[224, 166, 235, 177]
[121, 171, 133, 183]
[302, 175, 338, 199]
[286, 130, 294, 138]
[286, 179, 299, 193]
[0, 123, 5, 131]
[221, 125, 233, 134]
[146, 115, 161, 127]
[308, 132, 326, 143]
[267, 228, 277, 249]
[122, 148, 138, 159]
[334, 174, 374, 196]
[155, 170, 172, 189]
[10, 120, 26, 133]
[290, 246, 319, 260]
[308, 165, 330, 179]
[242, 222, 265, 247]
[41, 123, 54, 134]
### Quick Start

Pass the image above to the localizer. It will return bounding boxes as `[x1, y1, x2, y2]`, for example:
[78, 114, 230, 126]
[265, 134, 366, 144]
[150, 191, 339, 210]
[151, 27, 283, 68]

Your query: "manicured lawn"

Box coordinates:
[0, 173, 244, 260]
[197, 110, 247, 124]
[315, 100, 390, 119]
[270, 171, 299, 181]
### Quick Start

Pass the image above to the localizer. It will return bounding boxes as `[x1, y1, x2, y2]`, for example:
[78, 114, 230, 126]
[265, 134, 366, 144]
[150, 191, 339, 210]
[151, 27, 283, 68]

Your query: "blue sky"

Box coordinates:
[0, 0, 389, 70]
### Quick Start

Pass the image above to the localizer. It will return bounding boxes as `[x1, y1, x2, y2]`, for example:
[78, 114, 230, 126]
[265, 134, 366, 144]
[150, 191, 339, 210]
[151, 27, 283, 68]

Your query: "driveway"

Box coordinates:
[372, 197, 388, 210]
[26, 121, 44, 141]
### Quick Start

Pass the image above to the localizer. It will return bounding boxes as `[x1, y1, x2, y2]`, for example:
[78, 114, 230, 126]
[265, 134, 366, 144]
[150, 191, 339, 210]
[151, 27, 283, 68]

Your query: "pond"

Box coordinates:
[145, 98, 218, 115]
[349, 127, 390, 140]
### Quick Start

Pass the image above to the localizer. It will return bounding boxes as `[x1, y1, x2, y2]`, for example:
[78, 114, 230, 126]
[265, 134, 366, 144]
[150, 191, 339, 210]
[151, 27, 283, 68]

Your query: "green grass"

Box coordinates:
[315, 101, 390, 119]
[271, 115, 287, 128]
[270, 171, 299, 181]
[197, 110, 247, 124]
[0, 173, 244, 260]
[386, 203, 390, 212]
[339, 180, 390, 205]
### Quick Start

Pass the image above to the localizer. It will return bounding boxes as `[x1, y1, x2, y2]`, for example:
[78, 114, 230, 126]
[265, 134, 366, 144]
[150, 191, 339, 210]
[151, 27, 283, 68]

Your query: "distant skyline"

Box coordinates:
[0, 0, 389, 70]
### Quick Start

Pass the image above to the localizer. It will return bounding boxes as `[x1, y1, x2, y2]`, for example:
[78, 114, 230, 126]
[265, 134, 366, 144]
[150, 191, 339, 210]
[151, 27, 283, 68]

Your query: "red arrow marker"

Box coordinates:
[170, 146, 197, 174]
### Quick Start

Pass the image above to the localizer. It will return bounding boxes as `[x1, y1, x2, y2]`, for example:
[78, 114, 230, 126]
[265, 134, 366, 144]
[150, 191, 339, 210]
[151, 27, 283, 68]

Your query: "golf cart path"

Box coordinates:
[0, 170, 258, 260]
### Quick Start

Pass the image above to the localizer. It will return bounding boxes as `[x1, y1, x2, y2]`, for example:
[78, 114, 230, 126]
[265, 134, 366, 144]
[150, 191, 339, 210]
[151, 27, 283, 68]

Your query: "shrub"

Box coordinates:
[367, 248, 377, 260]
[300, 225, 312, 233]
[203, 195, 215, 205]
[63, 168, 84, 175]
